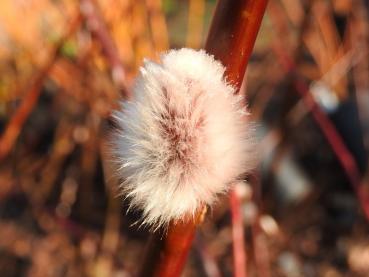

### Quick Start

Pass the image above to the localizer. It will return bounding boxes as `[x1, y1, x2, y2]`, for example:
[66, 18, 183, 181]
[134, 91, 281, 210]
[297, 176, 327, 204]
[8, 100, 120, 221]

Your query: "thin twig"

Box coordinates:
[268, 1, 369, 220]
[0, 15, 81, 162]
[230, 189, 247, 277]
[80, 0, 130, 99]
[272, 43, 369, 220]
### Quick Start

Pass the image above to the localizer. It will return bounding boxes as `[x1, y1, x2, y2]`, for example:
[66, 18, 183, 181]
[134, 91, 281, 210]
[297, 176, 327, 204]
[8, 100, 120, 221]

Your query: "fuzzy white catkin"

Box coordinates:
[111, 48, 256, 228]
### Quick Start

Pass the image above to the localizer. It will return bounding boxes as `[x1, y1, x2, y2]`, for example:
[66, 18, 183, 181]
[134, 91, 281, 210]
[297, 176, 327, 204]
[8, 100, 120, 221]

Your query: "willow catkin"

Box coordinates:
[111, 48, 256, 228]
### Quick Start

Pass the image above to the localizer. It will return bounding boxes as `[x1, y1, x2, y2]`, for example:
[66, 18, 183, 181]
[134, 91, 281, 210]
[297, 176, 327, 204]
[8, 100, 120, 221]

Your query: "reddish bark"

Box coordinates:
[206, 1, 268, 276]
[143, 1, 268, 276]
[206, 0, 268, 88]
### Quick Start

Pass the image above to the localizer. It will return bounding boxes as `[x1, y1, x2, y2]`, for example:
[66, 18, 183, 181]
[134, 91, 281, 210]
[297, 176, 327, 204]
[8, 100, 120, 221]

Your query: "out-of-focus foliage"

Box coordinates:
[0, 0, 369, 276]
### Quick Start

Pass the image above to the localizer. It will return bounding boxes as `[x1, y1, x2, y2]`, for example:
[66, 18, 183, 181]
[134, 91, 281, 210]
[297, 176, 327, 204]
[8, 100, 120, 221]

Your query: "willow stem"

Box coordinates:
[141, 1, 268, 276]
[205, 0, 268, 276]
[205, 0, 268, 88]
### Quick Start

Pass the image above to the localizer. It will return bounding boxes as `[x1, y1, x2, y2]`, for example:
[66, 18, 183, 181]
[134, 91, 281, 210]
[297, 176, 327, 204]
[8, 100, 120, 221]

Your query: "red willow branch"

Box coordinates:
[138, 207, 206, 277]
[205, 0, 269, 89]
[0, 15, 82, 162]
[140, 1, 268, 276]
[205, 1, 268, 276]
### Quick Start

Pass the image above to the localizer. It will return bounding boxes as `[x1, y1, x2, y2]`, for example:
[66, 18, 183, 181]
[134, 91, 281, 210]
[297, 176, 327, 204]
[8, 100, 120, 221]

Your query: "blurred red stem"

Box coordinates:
[272, 44, 369, 220]
[230, 189, 247, 277]
[0, 15, 81, 162]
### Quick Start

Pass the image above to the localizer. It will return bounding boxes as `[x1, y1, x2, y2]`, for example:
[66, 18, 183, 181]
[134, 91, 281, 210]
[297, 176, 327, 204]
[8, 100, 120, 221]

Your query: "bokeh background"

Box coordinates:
[0, 0, 369, 276]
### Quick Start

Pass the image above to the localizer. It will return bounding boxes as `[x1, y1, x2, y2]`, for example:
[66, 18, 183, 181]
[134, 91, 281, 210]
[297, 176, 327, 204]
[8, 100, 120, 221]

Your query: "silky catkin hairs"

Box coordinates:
[112, 48, 256, 228]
